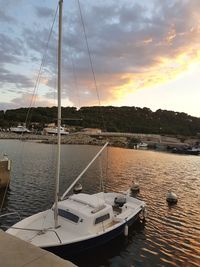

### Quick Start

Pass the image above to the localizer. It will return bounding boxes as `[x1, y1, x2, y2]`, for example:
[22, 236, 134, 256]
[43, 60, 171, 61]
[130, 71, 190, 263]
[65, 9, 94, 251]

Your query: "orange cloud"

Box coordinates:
[102, 48, 200, 105]
[165, 25, 176, 45]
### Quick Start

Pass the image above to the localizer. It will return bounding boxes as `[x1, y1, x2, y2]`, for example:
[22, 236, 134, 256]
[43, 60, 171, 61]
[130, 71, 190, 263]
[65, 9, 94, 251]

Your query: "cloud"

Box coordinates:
[0, 93, 55, 111]
[56, 0, 200, 104]
[0, 33, 26, 64]
[1, 0, 200, 110]
[0, 67, 33, 89]
[0, 102, 16, 111]
[0, 10, 16, 24]
[35, 6, 54, 18]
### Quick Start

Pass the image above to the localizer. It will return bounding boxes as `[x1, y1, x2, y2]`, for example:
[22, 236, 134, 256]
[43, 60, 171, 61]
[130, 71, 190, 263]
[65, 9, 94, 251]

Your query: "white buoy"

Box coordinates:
[73, 183, 82, 194]
[166, 191, 178, 204]
[124, 224, 128, 236]
[139, 206, 147, 221]
[131, 179, 140, 193]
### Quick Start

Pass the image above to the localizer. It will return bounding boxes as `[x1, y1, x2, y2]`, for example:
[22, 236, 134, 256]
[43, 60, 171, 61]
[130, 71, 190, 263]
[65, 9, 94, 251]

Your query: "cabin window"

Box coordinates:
[58, 209, 79, 223]
[95, 213, 110, 225]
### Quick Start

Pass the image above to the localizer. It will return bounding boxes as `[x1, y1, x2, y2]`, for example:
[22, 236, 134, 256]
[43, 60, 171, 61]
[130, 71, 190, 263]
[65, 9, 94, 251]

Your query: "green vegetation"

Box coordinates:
[0, 106, 200, 136]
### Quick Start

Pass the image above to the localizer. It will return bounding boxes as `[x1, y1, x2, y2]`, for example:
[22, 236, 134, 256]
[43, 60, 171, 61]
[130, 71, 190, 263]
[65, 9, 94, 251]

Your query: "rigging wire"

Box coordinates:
[2, 4, 60, 216]
[71, 56, 81, 110]
[24, 3, 59, 128]
[25, 3, 58, 204]
[76, 0, 106, 131]
[99, 155, 104, 192]
[76, 0, 109, 194]
[70, 55, 85, 128]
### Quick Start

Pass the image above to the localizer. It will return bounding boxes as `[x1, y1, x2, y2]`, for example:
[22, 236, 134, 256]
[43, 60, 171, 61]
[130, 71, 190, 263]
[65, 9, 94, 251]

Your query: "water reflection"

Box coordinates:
[0, 140, 200, 266]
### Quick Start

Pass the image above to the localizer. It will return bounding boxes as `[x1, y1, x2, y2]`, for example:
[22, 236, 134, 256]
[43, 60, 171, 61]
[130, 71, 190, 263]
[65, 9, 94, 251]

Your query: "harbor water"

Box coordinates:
[0, 139, 200, 267]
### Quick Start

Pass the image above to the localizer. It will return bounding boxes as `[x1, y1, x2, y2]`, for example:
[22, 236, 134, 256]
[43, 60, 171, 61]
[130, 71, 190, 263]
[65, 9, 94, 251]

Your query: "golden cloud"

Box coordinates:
[103, 49, 200, 105]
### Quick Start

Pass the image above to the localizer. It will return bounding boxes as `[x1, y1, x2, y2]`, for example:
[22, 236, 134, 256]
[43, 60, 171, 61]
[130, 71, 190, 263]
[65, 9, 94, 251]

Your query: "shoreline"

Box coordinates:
[0, 132, 199, 150]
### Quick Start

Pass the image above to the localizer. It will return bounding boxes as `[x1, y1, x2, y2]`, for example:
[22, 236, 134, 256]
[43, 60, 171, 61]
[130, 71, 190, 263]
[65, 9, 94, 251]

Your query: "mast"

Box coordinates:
[54, 0, 63, 229]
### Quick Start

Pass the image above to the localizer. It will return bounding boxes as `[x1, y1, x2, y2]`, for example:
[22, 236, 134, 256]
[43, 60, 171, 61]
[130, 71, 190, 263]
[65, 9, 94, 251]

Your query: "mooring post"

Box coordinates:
[0, 157, 11, 189]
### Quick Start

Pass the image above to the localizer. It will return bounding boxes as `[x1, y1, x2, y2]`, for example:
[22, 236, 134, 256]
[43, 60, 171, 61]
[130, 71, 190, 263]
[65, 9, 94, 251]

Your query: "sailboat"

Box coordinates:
[6, 0, 146, 256]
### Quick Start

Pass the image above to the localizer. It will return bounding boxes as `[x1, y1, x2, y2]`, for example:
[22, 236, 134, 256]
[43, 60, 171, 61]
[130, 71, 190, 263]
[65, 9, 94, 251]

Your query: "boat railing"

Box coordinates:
[0, 211, 21, 221]
[1, 223, 62, 244]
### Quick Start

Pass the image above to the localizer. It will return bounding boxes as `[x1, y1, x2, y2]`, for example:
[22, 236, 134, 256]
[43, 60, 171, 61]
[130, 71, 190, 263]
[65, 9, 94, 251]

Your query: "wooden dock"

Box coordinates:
[0, 230, 76, 267]
[0, 159, 11, 189]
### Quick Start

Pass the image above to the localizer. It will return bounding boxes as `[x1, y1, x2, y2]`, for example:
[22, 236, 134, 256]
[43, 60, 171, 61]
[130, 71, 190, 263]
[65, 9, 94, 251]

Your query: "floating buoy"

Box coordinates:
[73, 183, 82, 194]
[131, 180, 140, 193]
[166, 191, 178, 204]
[124, 224, 128, 236]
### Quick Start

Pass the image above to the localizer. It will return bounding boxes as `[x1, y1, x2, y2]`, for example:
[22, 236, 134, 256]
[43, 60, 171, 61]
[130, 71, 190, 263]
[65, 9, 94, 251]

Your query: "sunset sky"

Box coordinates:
[0, 0, 200, 117]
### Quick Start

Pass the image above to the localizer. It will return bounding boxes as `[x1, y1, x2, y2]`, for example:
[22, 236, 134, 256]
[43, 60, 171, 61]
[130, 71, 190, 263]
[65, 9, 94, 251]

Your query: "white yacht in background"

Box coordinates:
[10, 125, 30, 133]
[137, 142, 148, 149]
[6, 0, 146, 256]
[44, 126, 69, 135]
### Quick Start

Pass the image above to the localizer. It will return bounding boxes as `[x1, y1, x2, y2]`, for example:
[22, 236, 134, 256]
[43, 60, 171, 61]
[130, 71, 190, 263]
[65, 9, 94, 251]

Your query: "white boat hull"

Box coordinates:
[6, 192, 146, 255]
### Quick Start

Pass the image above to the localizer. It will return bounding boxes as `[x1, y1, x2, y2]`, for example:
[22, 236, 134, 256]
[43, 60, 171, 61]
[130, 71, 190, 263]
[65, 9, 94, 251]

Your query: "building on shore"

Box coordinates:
[82, 128, 102, 134]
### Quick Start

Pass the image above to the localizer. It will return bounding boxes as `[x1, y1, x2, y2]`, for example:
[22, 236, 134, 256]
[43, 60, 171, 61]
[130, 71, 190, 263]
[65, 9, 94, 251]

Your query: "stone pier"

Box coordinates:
[0, 158, 11, 189]
[0, 230, 76, 267]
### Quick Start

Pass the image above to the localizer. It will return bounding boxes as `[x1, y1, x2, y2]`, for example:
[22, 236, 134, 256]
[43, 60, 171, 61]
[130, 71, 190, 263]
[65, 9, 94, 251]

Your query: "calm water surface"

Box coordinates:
[0, 140, 200, 267]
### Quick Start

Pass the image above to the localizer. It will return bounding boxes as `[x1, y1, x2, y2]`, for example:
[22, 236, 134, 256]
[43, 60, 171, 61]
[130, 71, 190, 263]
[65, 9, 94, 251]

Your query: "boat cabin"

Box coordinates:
[57, 193, 114, 234]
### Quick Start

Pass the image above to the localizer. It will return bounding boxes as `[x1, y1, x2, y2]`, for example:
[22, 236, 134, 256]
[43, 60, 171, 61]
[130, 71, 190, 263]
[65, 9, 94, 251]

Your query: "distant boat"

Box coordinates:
[44, 126, 69, 135]
[184, 147, 200, 155]
[172, 146, 200, 155]
[10, 126, 30, 133]
[137, 142, 148, 149]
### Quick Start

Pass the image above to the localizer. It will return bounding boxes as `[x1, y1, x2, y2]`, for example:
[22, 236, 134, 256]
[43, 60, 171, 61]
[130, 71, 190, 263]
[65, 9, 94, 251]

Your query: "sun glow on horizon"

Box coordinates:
[102, 48, 200, 117]
[106, 45, 200, 94]
[1, 0, 200, 117]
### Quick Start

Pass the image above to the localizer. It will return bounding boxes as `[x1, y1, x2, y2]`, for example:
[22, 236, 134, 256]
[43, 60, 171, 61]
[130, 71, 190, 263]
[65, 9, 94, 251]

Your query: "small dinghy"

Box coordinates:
[166, 191, 178, 204]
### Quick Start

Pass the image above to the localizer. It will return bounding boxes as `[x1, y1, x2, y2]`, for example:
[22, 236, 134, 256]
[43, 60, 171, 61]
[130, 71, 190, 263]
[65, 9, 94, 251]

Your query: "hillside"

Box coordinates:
[0, 106, 200, 136]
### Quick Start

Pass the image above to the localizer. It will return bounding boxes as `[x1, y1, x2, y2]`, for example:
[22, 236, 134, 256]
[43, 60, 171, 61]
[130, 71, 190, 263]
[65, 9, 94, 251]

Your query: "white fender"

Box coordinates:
[142, 207, 147, 219]
[7, 160, 11, 171]
[124, 224, 128, 236]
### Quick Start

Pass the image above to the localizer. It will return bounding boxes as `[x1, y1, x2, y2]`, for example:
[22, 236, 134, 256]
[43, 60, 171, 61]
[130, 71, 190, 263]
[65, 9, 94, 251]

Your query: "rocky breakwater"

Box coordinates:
[0, 132, 129, 147]
[0, 132, 199, 150]
[42, 133, 128, 147]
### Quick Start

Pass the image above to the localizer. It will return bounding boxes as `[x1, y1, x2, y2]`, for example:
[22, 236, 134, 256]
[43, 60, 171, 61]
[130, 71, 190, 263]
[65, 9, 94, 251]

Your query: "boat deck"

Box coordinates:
[6, 192, 145, 248]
